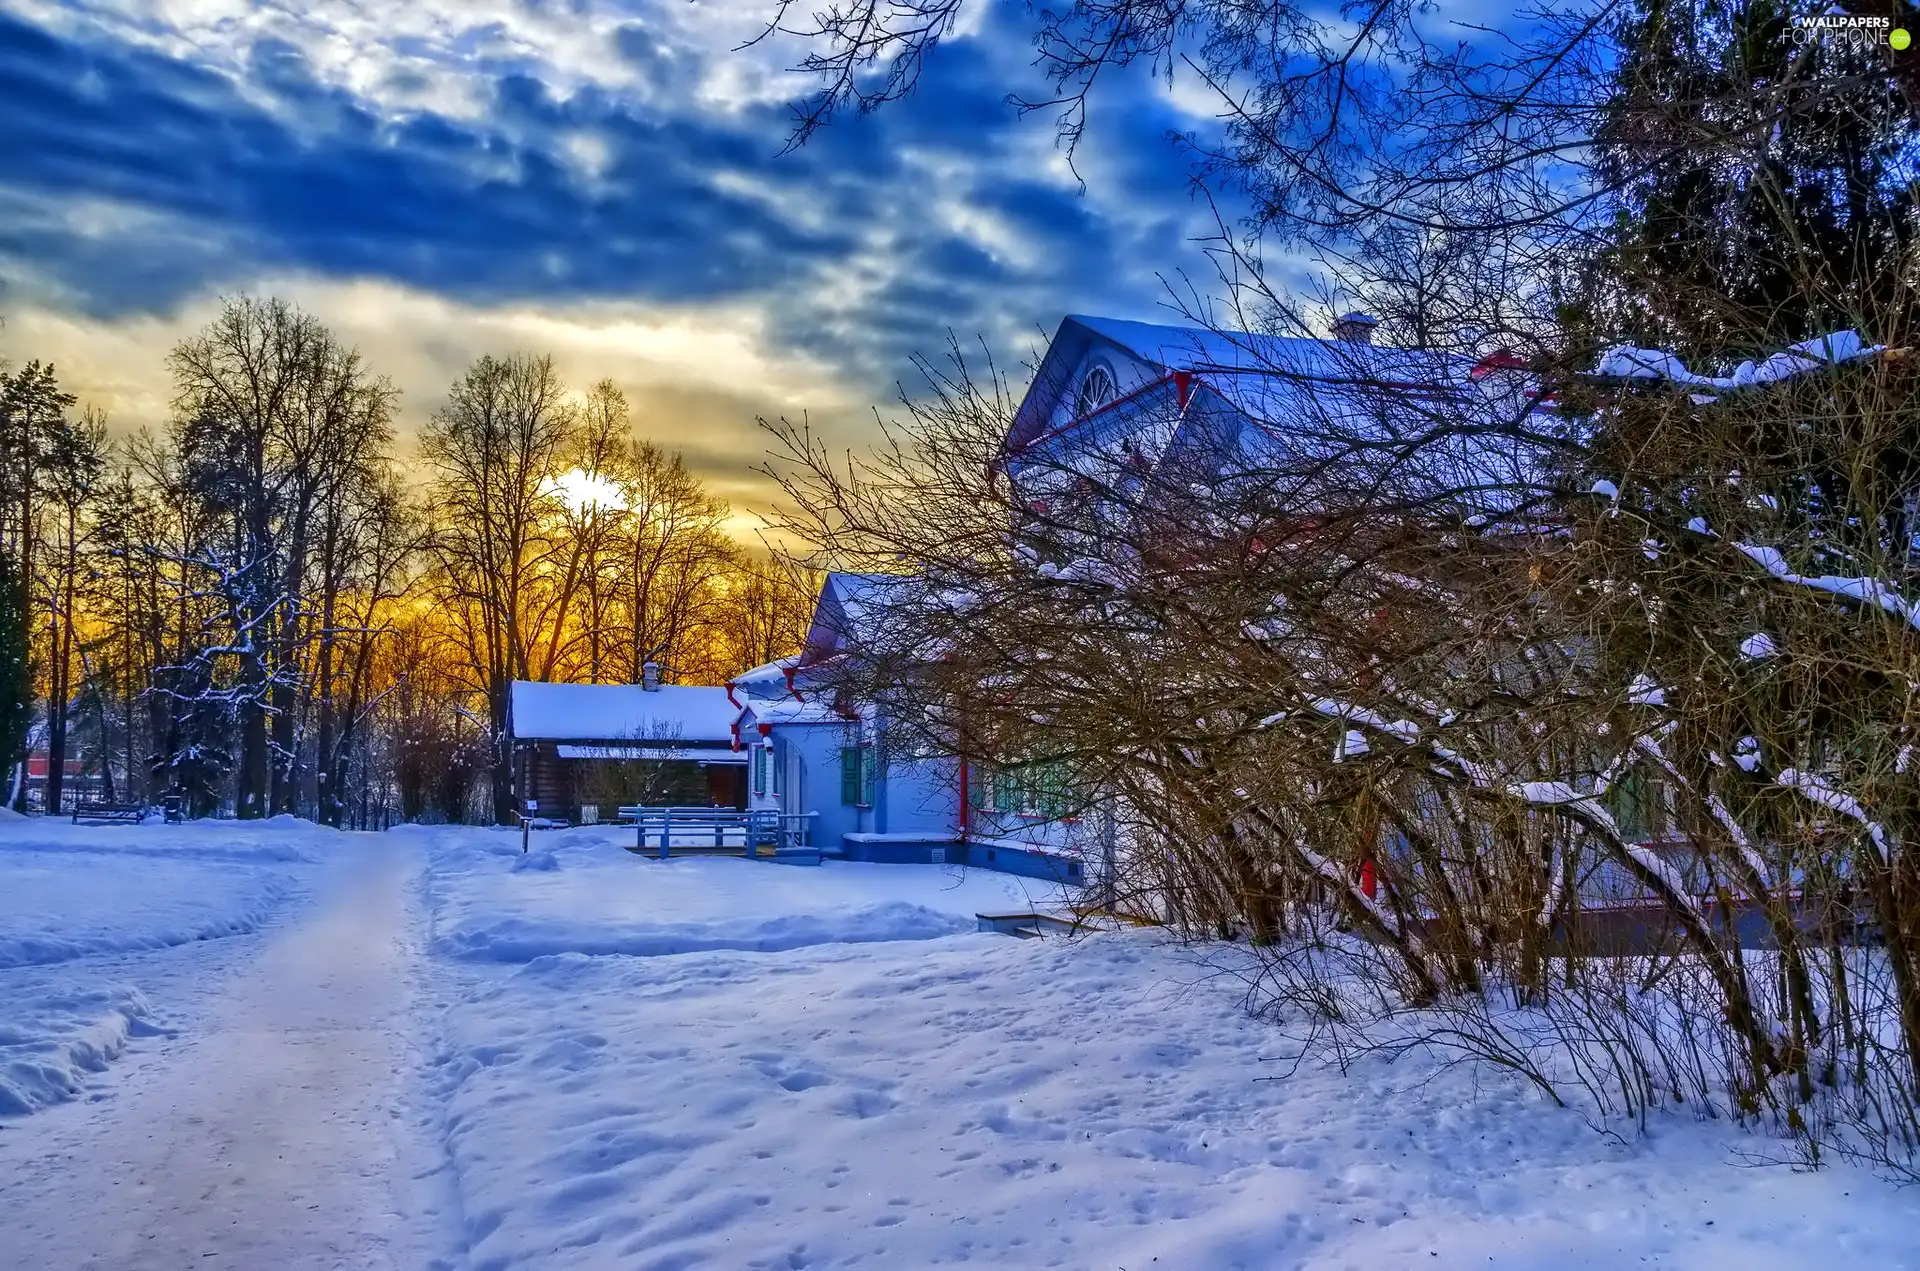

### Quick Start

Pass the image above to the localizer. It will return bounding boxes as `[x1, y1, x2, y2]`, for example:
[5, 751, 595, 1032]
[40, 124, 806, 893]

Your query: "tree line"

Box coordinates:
[0, 298, 814, 825]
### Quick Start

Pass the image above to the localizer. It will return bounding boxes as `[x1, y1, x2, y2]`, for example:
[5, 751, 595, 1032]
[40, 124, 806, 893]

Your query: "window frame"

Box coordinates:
[1075, 362, 1118, 418]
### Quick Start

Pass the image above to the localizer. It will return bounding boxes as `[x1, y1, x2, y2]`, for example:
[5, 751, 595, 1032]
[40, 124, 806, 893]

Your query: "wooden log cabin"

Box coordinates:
[507, 667, 747, 823]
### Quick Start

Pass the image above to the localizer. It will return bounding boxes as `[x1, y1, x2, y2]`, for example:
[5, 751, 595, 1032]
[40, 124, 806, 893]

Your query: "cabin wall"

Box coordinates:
[782, 726, 859, 849]
[516, 741, 746, 821]
[874, 753, 958, 837]
[746, 725, 853, 847]
[967, 809, 1090, 855]
[519, 742, 574, 818]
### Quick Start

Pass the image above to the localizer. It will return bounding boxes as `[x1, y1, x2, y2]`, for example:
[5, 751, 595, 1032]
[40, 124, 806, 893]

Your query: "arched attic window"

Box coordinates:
[1075, 363, 1117, 418]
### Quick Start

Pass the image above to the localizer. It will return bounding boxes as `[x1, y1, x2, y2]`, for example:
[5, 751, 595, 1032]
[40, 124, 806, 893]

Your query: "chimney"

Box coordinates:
[1331, 312, 1379, 344]
[641, 661, 661, 691]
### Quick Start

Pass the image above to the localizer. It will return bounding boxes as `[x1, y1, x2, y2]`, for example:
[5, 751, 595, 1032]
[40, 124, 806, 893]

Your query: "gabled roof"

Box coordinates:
[1003, 313, 1559, 522]
[1006, 314, 1475, 458]
[508, 681, 737, 744]
[729, 655, 799, 696]
[800, 572, 903, 666]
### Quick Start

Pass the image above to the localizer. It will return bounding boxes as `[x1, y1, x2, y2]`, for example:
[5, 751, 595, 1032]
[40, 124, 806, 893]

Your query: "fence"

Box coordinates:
[616, 806, 819, 859]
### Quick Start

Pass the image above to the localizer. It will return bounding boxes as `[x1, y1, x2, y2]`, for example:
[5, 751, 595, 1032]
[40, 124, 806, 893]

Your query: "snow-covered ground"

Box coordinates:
[2, 818, 1916, 1270]
[0, 815, 317, 1116]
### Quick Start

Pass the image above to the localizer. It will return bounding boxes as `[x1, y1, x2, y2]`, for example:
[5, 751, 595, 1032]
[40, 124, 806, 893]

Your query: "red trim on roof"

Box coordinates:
[1469, 349, 1528, 382]
[1010, 373, 1186, 457]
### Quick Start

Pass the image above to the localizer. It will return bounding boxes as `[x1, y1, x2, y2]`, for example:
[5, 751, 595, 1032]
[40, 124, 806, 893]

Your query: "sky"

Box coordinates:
[0, 0, 1254, 532]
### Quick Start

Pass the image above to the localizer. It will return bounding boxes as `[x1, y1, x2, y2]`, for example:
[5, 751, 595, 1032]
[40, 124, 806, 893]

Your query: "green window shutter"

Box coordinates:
[1039, 761, 1068, 817]
[1610, 772, 1650, 841]
[991, 768, 1019, 814]
[841, 747, 863, 805]
[862, 746, 877, 806]
[752, 746, 765, 796]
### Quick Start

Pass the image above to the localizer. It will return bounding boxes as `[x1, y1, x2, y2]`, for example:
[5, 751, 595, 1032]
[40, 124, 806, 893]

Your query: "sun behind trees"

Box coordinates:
[0, 295, 814, 826]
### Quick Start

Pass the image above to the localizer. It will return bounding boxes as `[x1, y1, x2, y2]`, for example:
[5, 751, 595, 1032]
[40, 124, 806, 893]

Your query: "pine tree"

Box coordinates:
[1578, 0, 1919, 358]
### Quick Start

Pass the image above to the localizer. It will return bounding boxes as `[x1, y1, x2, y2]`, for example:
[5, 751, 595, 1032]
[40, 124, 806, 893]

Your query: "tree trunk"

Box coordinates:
[491, 673, 517, 824]
[44, 611, 68, 816]
[237, 678, 269, 818]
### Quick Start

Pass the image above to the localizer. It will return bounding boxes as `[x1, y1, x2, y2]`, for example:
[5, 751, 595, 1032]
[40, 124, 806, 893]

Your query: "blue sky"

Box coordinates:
[0, 0, 1249, 520]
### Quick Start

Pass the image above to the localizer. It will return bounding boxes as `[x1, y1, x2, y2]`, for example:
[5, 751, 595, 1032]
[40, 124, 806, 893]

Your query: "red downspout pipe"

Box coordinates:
[957, 757, 970, 843]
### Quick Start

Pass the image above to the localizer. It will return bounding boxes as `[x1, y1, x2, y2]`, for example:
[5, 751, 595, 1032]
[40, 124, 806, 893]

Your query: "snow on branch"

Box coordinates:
[1594, 330, 1885, 394]
[1307, 697, 1423, 742]
[1734, 543, 1920, 634]
[1776, 767, 1893, 862]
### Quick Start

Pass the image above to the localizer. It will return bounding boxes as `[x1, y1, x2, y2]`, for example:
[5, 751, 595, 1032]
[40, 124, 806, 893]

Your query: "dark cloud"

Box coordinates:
[0, 5, 1239, 393]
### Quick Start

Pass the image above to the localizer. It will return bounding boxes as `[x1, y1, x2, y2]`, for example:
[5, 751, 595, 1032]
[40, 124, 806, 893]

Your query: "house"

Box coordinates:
[726, 573, 1095, 883]
[720, 312, 1523, 884]
[508, 665, 746, 822]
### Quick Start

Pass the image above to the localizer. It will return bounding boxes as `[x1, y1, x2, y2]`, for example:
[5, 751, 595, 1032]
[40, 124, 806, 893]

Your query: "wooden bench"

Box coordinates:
[71, 802, 147, 825]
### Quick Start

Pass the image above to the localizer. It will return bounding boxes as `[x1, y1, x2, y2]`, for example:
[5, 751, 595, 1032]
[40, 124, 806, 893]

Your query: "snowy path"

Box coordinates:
[0, 836, 438, 1271]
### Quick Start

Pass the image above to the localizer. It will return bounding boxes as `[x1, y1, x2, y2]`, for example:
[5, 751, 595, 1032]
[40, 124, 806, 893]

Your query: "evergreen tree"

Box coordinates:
[1579, 0, 1920, 358]
[0, 361, 76, 810]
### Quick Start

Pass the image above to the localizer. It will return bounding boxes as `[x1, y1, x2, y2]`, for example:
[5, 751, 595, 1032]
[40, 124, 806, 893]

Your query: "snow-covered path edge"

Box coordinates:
[0, 836, 459, 1271]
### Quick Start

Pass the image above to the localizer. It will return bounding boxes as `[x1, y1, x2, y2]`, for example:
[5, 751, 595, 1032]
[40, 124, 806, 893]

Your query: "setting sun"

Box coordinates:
[546, 466, 628, 513]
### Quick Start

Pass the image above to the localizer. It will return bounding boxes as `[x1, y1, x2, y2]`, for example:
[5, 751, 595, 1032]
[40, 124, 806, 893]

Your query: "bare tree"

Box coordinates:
[165, 297, 397, 818]
[419, 352, 578, 823]
[614, 440, 738, 685]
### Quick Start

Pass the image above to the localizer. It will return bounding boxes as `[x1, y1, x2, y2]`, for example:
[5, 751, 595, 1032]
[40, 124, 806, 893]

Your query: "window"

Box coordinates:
[1608, 772, 1663, 842]
[1075, 364, 1116, 418]
[841, 745, 875, 806]
[989, 767, 1021, 814]
[976, 759, 1074, 818]
[753, 744, 781, 798]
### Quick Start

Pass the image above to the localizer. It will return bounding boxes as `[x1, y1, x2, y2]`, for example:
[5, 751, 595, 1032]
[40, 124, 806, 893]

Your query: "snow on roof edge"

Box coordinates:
[509, 680, 738, 742]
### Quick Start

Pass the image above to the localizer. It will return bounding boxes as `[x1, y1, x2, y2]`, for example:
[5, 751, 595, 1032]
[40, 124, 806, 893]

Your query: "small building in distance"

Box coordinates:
[507, 668, 745, 823]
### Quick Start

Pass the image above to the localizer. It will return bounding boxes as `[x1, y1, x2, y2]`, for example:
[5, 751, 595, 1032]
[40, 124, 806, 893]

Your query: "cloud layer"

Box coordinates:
[0, 0, 1241, 520]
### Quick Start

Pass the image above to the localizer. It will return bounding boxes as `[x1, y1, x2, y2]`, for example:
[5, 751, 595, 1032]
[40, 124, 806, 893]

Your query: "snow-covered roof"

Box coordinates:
[1068, 313, 1460, 385]
[508, 681, 737, 743]
[1006, 314, 1482, 457]
[729, 656, 798, 690]
[740, 697, 847, 728]
[797, 572, 906, 666]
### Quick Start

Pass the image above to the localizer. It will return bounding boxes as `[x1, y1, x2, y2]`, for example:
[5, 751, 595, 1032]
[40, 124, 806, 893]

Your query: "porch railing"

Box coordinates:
[616, 806, 818, 860]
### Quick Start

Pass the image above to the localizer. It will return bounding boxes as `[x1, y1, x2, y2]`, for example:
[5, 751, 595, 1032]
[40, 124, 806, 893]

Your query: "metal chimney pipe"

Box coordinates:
[1331, 312, 1379, 344]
